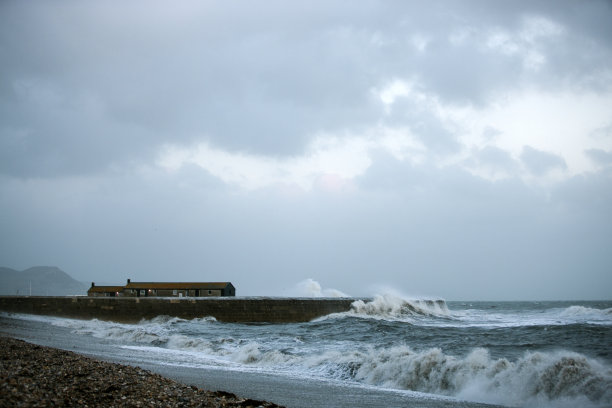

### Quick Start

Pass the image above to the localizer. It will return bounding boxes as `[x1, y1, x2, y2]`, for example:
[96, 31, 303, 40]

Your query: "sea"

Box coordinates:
[1, 295, 611, 408]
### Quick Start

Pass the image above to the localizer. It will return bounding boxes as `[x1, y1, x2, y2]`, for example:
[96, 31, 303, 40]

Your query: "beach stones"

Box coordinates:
[0, 336, 283, 407]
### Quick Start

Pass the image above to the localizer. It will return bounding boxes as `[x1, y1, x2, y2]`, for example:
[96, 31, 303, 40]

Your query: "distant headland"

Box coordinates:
[0, 266, 87, 296]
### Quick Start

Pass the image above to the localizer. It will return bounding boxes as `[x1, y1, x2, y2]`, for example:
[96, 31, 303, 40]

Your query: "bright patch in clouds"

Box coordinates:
[376, 78, 612, 182]
[158, 129, 426, 191]
[452, 89, 612, 177]
[377, 78, 433, 113]
[150, 12, 612, 192]
[161, 80, 612, 191]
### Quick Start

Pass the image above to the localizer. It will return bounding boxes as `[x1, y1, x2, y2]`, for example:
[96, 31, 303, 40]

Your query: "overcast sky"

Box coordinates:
[1, 0, 611, 300]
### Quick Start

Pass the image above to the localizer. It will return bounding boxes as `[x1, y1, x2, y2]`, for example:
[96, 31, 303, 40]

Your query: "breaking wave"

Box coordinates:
[137, 335, 611, 407]
[48, 315, 218, 346]
[219, 342, 612, 407]
[317, 293, 450, 322]
[351, 294, 449, 317]
[559, 306, 612, 325]
[322, 346, 612, 407]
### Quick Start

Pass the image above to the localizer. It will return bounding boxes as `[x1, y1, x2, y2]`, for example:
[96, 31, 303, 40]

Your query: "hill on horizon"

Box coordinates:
[0, 266, 88, 296]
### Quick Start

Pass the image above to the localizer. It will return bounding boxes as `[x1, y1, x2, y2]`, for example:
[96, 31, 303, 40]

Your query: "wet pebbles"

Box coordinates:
[0, 336, 283, 407]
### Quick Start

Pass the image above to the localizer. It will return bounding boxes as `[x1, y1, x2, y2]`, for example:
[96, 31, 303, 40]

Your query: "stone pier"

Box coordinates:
[0, 296, 357, 323]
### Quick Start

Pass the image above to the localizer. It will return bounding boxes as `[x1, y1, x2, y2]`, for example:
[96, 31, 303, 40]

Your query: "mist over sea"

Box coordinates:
[2, 293, 611, 408]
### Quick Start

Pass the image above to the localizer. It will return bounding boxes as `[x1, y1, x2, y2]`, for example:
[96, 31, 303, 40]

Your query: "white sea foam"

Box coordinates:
[326, 346, 612, 407]
[559, 306, 612, 324]
[448, 305, 612, 329]
[352, 294, 449, 317]
[316, 293, 450, 322]
[0, 312, 71, 325]
[225, 344, 609, 407]
[561, 306, 612, 315]
[37, 314, 219, 347]
[230, 341, 298, 365]
[403, 302, 612, 330]
[194, 338, 612, 407]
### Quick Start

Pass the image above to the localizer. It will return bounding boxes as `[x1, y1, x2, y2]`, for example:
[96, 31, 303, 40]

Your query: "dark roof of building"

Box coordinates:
[124, 282, 233, 290]
[88, 285, 125, 293]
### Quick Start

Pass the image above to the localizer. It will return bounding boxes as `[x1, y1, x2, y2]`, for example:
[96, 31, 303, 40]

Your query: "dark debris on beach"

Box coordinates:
[0, 336, 284, 408]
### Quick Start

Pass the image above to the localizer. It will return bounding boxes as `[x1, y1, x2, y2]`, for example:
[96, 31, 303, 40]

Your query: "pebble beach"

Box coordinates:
[0, 336, 283, 408]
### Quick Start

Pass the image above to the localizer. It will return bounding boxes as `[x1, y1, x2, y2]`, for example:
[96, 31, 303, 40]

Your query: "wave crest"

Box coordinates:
[332, 346, 612, 407]
[348, 294, 449, 320]
[560, 306, 612, 324]
[49, 314, 217, 347]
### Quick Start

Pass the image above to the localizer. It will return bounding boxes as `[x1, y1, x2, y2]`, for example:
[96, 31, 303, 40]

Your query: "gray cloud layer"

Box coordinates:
[2, 0, 611, 176]
[520, 146, 567, 176]
[1, 0, 611, 299]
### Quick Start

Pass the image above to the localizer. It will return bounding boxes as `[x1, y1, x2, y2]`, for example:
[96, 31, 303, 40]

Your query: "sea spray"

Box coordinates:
[559, 306, 612, 324]
[350, 294, 449, 319]
[251, 341, 612, 406]
[313, 293, 451, 322]
[338, 346, 612, 407]
[287, 278, 350, 298]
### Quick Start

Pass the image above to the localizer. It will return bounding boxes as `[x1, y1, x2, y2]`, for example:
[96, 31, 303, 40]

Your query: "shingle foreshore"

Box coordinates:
[0, 336, 284, 408]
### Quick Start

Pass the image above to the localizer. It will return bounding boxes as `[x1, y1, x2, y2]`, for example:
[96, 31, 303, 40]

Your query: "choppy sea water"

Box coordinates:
[3, 296, 611, 407]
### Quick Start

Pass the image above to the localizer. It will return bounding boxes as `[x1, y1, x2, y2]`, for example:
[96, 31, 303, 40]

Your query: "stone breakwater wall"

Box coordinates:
[0, 296, 357, 323]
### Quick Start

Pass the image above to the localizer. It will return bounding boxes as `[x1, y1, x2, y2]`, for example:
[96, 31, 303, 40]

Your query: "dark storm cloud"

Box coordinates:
[470, 146, 519, 174]
[385, 97, 462, 154]
[1, 0, 611, 178]
[585, 149, 612, 167]
[520, 146, 567, 176]
[0, 0, 381, 175]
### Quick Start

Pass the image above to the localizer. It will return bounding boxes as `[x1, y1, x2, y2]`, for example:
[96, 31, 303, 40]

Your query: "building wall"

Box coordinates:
[88, 292, 118, 297]
[119, 288, 226, 297]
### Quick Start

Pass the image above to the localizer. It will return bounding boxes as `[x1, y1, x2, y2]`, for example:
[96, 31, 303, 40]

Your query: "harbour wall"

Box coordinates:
[0, 296, 357, 323]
